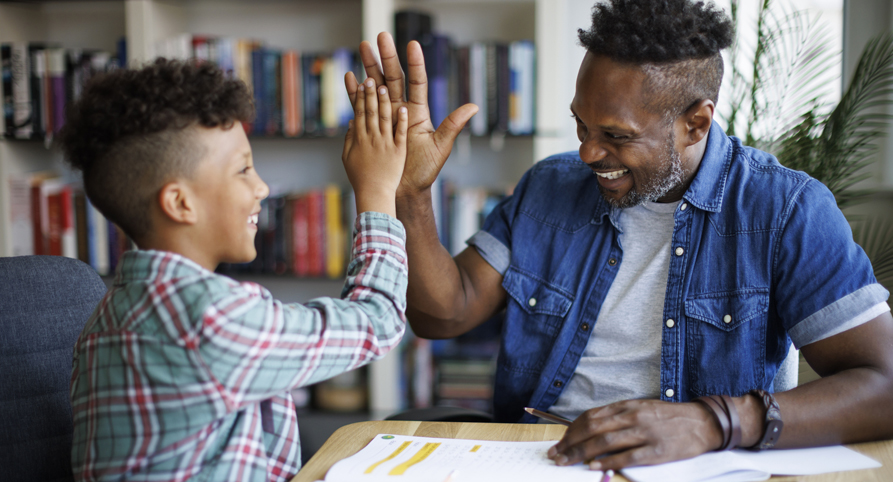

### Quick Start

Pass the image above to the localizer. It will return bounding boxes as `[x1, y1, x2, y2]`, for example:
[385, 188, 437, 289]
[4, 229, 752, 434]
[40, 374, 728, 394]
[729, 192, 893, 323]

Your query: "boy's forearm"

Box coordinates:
[396, 189, 475, 337]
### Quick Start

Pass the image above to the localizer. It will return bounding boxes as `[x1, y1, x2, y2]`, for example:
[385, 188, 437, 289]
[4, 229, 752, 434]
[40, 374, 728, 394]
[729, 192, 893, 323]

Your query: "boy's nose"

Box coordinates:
[256, 179, 270, 200]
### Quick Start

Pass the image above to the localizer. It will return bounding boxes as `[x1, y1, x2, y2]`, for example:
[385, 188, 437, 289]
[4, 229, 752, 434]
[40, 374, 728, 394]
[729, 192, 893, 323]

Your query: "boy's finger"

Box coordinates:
[342, 119, 354, 161]
[394, 106, 408, 149]
[354, 82, 367, 137]
[378, 85, 393, 139]
[363, 77, 379, 135]
[345, 71, 359, 109]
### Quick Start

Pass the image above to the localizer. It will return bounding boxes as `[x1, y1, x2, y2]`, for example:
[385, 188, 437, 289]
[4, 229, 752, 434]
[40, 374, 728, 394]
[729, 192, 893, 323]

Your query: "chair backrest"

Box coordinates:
[774, 344, 800, 392]
[0, 256, 107, 482]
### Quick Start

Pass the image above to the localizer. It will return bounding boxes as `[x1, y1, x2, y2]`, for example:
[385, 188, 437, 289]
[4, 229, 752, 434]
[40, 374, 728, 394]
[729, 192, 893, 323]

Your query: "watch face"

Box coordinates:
[762, 419, 784, 449]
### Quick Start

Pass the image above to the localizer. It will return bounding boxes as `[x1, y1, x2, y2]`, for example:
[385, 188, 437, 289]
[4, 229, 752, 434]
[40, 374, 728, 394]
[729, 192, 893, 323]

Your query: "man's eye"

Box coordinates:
[604, 131, 625, 140]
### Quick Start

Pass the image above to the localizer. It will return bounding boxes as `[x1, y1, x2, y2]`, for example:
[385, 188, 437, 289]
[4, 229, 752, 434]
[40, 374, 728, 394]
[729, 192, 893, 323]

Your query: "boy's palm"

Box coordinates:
[346, 33, 478, 199]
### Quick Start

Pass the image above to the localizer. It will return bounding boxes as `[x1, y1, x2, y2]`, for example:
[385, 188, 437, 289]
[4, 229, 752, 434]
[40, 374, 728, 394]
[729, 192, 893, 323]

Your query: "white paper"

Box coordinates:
[324, 434, 603, 482]
[621, 445, 881, 482]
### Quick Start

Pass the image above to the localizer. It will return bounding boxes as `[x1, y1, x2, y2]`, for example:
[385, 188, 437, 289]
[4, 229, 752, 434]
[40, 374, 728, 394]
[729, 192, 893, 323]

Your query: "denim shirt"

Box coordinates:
[470, 122, 890, 423]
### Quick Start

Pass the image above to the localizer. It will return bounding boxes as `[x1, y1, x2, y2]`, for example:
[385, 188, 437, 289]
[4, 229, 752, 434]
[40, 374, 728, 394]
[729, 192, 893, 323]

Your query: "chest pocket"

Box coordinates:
[500, 267, 573, 371]
[684, 289, 769, 397]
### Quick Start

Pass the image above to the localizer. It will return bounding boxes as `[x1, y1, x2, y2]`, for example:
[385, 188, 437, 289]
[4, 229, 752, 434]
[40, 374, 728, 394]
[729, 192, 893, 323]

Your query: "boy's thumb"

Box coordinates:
[433, 104, 479, 148]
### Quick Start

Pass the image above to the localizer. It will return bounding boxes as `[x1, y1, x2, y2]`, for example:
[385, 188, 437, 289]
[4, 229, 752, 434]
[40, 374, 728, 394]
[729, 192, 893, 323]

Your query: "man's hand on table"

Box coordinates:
[547, 399, 724, 471]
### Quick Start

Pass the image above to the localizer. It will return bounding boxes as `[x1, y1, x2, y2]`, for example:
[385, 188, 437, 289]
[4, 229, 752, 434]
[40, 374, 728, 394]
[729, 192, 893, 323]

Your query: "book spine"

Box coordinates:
[74, 191, 89, 263]
[306, 190, 324, 277]
[281, 50, 301, 137]
[264, 49, 281, 136]
[60, 185, 76, 258]
[496, 43, 510, 134]
[47, 190, 62, 256]
[251, 47, 266, 136]
[320, 56, 337, 133]
[2, 44, 13, 138]
[293, 194, 309, 276]
[48, 48, 66, 134]
[469, 43, 487, 136]
[324, 184, 344, 279]
[30, 46, 45, 139]
[302, 54, 321, 134]
[8, 175, 34, 256]
[12, 43, 32, 139]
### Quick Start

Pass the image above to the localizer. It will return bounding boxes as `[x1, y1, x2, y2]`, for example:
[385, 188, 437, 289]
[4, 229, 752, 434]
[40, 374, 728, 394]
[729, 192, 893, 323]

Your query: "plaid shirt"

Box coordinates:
[70, 212, 407, 482]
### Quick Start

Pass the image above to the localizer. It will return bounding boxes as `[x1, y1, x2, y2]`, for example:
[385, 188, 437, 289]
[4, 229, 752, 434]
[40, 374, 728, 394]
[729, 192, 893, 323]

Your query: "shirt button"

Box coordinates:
[675, 247, 684, 256]
[723, 314, 732, 323]
[581, 323, 590, 331]
[528, 297, 537, 307]
[680, 203, 688, 211]
[666, 319, 675, 328]
[553, 380, 563, 388]
[665, 389, 675, 398]
[608, 258, 617, 266]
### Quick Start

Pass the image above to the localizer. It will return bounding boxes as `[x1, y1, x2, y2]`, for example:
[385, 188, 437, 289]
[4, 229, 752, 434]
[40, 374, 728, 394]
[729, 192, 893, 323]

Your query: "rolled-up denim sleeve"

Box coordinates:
[467, 167, 537, 275]
[775, 179, 890, 348]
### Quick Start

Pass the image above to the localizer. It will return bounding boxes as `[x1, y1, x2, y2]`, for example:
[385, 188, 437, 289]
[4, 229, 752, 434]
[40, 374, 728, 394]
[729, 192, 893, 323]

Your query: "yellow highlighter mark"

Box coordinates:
[470, 445, 481, 453]
[364, 441, 412, 474]
[388, 442, 442, 475]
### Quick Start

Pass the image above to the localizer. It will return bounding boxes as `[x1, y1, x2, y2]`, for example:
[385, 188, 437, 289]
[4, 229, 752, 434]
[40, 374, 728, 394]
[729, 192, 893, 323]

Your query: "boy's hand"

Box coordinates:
[345, 33, 478, 201]
[342, 77, 408, 218]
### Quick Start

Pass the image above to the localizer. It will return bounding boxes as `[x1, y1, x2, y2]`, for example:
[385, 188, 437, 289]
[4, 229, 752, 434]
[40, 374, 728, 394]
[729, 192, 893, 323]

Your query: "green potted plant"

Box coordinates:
[721, 0, 893, 291]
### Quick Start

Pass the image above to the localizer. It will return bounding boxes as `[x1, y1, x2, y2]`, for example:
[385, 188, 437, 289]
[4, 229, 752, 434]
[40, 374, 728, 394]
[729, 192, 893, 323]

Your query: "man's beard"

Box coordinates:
[599, 130, 685, 209]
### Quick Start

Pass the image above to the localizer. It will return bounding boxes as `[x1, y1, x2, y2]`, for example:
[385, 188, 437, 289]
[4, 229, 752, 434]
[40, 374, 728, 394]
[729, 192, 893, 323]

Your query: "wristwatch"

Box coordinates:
[748, 389, 783, 450]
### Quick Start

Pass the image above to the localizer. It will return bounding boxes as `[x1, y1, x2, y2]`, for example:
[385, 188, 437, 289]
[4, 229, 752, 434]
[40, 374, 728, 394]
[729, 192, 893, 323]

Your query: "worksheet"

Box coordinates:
[323, 434, 605, 482]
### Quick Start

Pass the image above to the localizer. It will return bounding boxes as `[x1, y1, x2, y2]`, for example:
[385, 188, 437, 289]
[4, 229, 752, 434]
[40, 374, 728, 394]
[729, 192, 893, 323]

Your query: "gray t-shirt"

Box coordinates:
[548, 200, 679, 421]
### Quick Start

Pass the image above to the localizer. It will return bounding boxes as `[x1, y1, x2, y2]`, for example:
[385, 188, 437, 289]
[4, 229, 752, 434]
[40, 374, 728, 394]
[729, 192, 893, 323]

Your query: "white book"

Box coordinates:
[469, 43, 488, 136]
[12, 42, 32, 138]
[7, 175, 34, 256]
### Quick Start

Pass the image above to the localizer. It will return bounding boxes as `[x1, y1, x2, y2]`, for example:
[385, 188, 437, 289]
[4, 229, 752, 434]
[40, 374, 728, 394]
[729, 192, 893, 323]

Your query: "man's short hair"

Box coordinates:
[578, 0, 734, 119]
[58, 59, 254, 241]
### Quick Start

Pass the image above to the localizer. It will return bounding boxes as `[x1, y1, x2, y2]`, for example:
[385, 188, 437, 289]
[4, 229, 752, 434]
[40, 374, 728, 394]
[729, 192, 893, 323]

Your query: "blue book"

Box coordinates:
[251, 47, 266, 136]
[263, 49, 281, 135]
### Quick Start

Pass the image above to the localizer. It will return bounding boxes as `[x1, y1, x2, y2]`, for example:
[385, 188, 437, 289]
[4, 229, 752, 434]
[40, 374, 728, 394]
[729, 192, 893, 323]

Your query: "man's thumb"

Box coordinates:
[433, 103, 479, 147]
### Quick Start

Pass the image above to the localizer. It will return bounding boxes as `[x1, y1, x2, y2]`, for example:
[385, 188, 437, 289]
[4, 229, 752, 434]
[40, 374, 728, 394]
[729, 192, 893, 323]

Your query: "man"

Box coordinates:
[346, 0, 893, 470]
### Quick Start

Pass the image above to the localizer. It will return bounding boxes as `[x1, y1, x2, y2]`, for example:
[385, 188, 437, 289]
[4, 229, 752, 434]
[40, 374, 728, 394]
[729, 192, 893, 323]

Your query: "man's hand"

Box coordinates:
[342, 78, 408, 217]
[345, 32, 478, 200]
[547, 400, 723, 471]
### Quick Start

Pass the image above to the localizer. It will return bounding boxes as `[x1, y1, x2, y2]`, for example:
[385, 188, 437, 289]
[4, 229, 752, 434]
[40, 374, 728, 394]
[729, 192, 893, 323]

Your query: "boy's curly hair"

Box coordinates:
[58, 58, 254, 241]
[578, 0, 735, 119]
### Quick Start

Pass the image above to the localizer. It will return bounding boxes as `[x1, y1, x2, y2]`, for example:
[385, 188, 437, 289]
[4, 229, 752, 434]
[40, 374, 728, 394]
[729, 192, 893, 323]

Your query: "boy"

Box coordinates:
[60, 59, 408, 481]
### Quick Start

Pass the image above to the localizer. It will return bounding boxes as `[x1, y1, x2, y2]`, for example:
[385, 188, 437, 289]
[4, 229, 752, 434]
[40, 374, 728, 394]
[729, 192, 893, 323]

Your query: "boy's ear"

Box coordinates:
[158, 181, 199, 225]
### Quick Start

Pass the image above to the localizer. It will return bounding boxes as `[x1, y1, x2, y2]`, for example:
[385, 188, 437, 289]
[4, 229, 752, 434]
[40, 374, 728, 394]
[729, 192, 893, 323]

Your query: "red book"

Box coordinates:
[306, 190, 325, 277]
[46, 190, 63, 256]
[292, 194, 309, 276]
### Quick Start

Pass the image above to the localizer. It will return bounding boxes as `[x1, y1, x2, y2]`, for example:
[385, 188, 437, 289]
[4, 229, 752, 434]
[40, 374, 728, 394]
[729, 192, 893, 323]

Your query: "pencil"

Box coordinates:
[524, 407, 572, 426]
[600, 469, 615, 482]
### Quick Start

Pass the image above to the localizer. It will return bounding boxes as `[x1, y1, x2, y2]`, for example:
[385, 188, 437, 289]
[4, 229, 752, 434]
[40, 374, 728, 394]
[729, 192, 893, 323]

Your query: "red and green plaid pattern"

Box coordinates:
[70, 212, 407, 481]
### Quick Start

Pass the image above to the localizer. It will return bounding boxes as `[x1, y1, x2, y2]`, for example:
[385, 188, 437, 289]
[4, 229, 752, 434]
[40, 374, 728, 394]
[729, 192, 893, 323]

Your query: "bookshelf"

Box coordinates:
[0, 0, 589, 421]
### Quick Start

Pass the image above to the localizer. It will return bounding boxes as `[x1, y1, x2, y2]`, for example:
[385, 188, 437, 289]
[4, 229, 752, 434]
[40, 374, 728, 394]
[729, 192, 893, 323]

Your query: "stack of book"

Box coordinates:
[155, 34, 362, 137]
[1, 42, 123, 141]
[8, 173, 130, 275]
[217, 185, 350, 279]
[396, 10, 536, 136]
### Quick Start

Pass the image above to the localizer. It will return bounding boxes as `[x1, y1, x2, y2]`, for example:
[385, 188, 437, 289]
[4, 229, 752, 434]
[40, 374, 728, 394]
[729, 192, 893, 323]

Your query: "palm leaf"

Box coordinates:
[851, 213, 893, 292]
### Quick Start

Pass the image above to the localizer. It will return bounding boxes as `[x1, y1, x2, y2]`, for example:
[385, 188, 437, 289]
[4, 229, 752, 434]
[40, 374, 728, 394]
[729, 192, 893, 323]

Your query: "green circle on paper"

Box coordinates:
[382, 435, 395, 439]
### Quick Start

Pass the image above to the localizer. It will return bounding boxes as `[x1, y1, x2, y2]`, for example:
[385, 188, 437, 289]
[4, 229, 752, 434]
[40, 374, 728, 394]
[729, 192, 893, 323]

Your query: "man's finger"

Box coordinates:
[406, 41, 429, 107]
[432, 103, 479, 148]
[378, 31, 406, 103]
[589, 445, 659, 472]
[345, 72, 359, 109]
[359, 40, 385, 87]
[549, 405, 627, 457]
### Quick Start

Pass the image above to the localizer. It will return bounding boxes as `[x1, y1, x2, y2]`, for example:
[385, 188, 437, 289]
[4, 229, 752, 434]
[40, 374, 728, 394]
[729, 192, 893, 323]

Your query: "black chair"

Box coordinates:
[0, 256, 107, 482]
[385, 406, 494, 423]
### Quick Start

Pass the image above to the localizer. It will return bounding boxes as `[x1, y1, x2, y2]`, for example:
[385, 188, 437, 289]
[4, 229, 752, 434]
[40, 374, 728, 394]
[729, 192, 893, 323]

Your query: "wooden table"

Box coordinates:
[292, 421, 893, 482]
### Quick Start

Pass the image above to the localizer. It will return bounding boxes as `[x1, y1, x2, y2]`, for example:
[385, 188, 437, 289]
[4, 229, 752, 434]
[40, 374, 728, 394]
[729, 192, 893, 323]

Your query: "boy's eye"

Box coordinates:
[239, 166, 251, 174]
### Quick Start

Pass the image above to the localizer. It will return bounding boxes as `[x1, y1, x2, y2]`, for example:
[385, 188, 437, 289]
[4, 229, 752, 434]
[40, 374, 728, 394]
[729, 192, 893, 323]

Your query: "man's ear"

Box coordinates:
[680, 99, 714, 146]
[158, 181, 198, 225]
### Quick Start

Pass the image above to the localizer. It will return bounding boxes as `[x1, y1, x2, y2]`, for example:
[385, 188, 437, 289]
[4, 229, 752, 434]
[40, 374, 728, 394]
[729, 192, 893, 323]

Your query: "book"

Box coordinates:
[1, 44, 12, 137]
[324, 185, 345, 279]
[306, 189, 325, 277]
[323, 434, 882, 482]
[7, 174, 35, 256]
[281, 50, 302, 136]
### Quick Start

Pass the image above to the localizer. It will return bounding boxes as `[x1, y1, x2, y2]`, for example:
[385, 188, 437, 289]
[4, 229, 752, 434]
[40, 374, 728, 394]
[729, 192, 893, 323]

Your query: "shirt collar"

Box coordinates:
[682, 121, 733, 213]
[114, 249, 212, 285]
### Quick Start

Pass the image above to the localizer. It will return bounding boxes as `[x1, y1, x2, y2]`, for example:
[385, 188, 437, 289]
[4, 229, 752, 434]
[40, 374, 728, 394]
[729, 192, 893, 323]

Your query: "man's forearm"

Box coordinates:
[396, 189, 476, 337]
